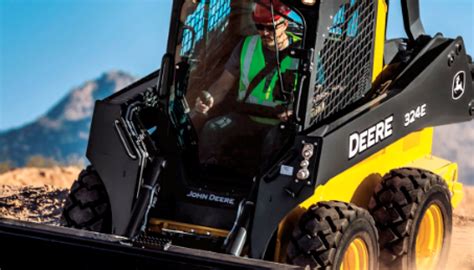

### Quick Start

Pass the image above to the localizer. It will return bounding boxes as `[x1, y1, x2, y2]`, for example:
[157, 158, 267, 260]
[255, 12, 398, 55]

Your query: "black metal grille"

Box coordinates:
[310, 0, 377, 126]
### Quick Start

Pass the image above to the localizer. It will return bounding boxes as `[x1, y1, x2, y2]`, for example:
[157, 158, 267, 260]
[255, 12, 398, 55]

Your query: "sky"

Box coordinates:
[0, 0, 473, 131]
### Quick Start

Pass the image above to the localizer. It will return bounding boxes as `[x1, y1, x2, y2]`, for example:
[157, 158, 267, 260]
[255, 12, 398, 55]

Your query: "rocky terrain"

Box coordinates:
[0, 167, 472, 269]
[0, 185, 69, 225]
[0, 167, 79, 225]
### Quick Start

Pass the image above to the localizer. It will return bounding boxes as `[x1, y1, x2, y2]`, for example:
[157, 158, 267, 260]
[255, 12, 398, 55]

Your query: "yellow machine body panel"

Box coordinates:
[299, 127, 463, 210]
[371, 0, 388, 82]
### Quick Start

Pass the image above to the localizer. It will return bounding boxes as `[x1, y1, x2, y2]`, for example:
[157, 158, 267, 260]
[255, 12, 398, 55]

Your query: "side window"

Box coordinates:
[310, 0, 377, 127]
[317, 0, 360, 83]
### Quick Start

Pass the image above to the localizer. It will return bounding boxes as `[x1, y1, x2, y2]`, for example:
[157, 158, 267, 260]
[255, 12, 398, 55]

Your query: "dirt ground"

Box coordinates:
[0, 167, 79, 225]
[0, 167, 473, 268]
[0, 166, 80, 189]
[449, 186, 474, 270]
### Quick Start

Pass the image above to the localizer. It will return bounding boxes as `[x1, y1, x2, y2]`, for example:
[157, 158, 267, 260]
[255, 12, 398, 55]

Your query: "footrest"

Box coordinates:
[132, 234, 172, 250]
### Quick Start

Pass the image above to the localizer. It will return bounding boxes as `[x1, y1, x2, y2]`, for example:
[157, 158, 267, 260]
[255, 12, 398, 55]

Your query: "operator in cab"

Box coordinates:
[192, 0, 302, 177]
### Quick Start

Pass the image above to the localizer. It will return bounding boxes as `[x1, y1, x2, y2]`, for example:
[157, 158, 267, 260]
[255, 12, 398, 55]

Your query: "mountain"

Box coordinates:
[0, 71, 136, 166]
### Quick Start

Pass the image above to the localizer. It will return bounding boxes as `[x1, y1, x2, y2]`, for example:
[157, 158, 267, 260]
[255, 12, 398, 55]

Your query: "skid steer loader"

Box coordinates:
[60, 0, 473, 269]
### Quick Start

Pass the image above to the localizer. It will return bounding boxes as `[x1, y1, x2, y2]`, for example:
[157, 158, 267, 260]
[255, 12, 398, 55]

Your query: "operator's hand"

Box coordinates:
[194, 91, 214, 115]
[277, 110, 293, 122]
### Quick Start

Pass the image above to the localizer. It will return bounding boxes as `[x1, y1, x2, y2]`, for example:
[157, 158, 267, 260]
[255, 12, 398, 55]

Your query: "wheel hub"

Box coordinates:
[415, 204, 444, 270]
[340, 237, 369, 270]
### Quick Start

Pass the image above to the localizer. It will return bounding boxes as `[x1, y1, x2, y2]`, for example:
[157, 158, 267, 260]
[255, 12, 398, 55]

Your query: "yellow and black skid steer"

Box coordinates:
[1, 0, 473, 269]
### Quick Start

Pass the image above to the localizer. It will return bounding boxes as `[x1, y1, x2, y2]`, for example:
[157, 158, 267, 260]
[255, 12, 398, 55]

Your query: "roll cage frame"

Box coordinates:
[159, 0, 429, 132]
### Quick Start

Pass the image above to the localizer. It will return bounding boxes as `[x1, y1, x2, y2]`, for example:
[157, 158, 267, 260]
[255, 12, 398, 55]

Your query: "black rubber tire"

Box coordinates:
[287, 201, 379, 270]
[369, 168, 452, 270]
[61, 166, 112, 233]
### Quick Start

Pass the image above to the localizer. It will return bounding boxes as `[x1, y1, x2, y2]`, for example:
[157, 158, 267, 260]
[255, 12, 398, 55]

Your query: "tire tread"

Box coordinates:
[369, 168, 450, 269]
[288, 201, 377, 269]
[61, 166, 111, 233]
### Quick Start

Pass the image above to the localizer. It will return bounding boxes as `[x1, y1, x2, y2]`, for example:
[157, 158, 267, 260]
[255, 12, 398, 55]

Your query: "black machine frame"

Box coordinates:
[67, 0, 474, 262]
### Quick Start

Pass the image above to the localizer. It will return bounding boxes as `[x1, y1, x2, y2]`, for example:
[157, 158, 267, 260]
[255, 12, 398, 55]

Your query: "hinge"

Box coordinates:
[289, 48, 314, 73]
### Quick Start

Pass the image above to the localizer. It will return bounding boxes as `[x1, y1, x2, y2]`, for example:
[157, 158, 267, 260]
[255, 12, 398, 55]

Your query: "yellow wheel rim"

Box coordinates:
[415, 204, 444, 270]
[340, 237, 369, 270]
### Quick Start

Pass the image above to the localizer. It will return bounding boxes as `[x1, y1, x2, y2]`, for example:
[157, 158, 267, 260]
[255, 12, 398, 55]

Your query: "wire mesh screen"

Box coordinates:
[310, 0, 377, 126]
[208, 0, 231, 31]
[181, 3, 205, 55]
[181, 0, 231, 55]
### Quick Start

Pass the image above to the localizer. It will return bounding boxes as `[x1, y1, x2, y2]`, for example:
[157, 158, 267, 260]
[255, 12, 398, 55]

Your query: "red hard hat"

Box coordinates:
[252, 0, 291, 24]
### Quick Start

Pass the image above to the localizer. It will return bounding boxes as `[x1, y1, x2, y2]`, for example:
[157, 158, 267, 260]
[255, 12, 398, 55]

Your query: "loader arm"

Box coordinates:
[401, 0, 426, 41]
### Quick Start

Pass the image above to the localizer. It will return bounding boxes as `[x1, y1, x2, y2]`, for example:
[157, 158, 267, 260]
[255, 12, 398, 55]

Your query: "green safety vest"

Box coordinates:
[238, 33, 301, 109]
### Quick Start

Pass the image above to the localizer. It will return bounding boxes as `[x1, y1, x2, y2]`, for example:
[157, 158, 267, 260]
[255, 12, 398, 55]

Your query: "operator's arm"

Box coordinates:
[208, 70, 236, 104]
[194, 40, 242, 115]
[194, 70, 236, 115]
